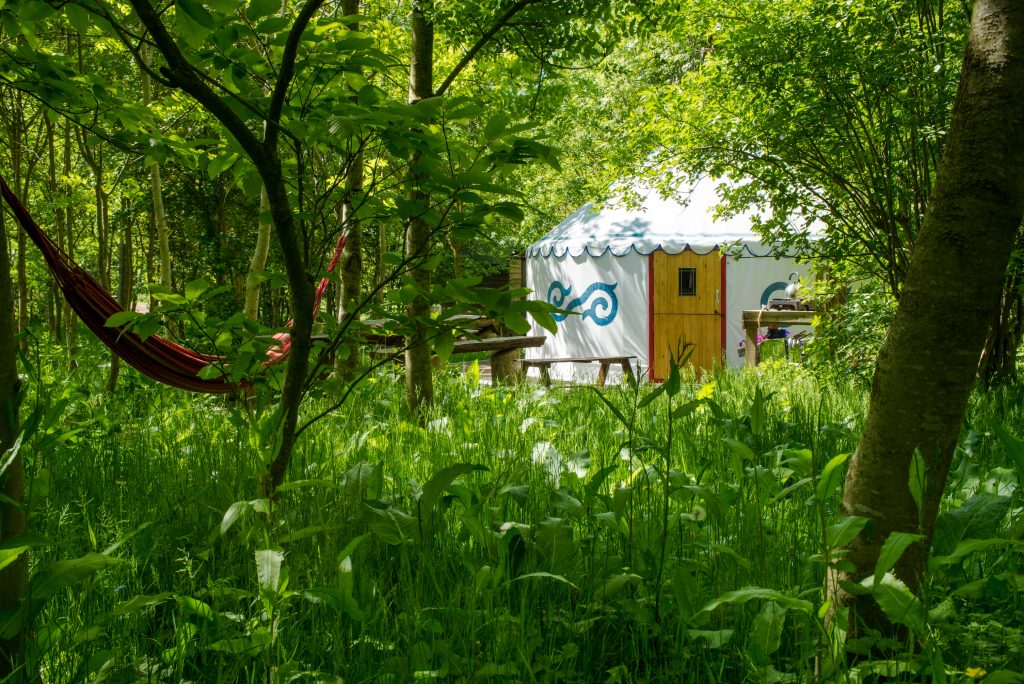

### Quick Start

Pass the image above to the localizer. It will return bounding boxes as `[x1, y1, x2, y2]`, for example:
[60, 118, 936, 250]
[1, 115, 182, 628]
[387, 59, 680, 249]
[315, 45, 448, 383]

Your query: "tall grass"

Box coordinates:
[7, 353, 1023, 682]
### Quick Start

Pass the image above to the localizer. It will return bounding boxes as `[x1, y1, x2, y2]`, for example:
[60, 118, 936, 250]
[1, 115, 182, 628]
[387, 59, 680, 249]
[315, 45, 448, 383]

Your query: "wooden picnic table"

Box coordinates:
[521, 356, 637, 388]
[741, 310, 816, 366]
[373, 335, 546, 383]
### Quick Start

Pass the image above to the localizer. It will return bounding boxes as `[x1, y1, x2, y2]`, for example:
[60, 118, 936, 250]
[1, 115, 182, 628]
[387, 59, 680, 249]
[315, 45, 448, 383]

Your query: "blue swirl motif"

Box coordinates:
[547, 281, 619, 326]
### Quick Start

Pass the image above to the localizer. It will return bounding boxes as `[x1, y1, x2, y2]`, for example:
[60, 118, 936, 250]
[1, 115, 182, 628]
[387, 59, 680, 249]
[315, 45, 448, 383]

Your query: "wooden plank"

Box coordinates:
[741, 310, 816, 326]
[372, 335, 545, 356]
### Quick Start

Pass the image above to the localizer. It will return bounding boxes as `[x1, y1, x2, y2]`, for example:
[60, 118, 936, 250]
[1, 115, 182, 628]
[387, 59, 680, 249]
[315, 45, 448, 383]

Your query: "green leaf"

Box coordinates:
[993, 423, 1024, 485]
[589, 387, 629, 427]
[208, 151, 239, 178]
[176, 595, 215, 620]
[908, 449, 925, 518]
[513, 572, 579, 590]
[687, 629, 734, 649]
[748, 601, 787, 662]
[749, 385, 767, 438]
[861, 573, 925, 633]
[483, 113, 509, 140]
[419, 463, 488, 519]
[364, 505, 418, 545]
[873, 532, 924, 586]
[112, 592, 175, 616]
[699, 587, 813, 616]
[30, 553, 122, 601]
[255, 548, 284, 592]
[0, 547, 28, 573]
[826, 515, 870, 550]
[931, 538, 1024, 568]
[185, 278, 212, 302]
[932, 492, 1011, 557]
[176, 0, 217, 29]
[245, 0, 281, 20]
[104, 310, 138, 328]
[815, 453, 849, 503]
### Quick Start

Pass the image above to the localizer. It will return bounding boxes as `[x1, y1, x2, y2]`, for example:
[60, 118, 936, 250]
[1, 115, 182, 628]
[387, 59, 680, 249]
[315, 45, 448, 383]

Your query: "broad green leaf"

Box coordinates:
[176, 595, 215, 620]
[699, 587, 813, 616]
[861, 573, 925, 633]
[932, 492, 1011, 556]
[873, 532, 924, 586]
[993, 423, 1024, 485]
[30, 553, 122, 601]
[255, 548, 284, 592]
[176, 0, 217, 29]
[815, 453, 850, 503]
[483, 113, 509, 140]
[826, 515, 870, 550]
[300, 588, 364, 621]
[748, 601, 787, 662]
[749, 385, 767, 438]
[364, 505, 418, 545]
[112, 592, 174, 616]
[185, 278, 211, 302]
[104, 310, 138, 328]
[931, 538, 1023, 568]
[207, 151, 239, 177]
[245, 0, 281, 20]
[0, 547, 28, 573]
[419, 463, 488, 518]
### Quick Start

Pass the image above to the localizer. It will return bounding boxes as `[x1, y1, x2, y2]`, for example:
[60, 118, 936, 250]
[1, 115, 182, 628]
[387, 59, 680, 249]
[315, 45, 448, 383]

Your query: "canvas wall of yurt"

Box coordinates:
[524, 178, 817, 382]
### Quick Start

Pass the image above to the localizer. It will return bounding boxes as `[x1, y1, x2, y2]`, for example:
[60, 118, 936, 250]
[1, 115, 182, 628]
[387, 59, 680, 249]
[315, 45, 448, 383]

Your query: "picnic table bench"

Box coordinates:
[373, 335, 546, 383]
[521, 356, 637, 388]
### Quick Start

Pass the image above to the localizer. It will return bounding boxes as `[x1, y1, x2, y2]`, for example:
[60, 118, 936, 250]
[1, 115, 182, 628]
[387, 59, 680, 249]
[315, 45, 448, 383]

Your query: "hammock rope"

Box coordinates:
[0, 175, 345, 394]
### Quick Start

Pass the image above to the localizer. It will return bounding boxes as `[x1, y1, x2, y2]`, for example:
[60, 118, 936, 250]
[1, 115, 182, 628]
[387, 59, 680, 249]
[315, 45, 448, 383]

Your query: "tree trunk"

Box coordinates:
[142, 45, 173, 295]
[404, 0, 435, 415]
[0, 199, 26, 679]
[335, 0, 364, 381]
[838, 0, 1024, 635]
[62, 119, 77, 360]
[11, 93, 29, 356]
[107, 205, 134, 393]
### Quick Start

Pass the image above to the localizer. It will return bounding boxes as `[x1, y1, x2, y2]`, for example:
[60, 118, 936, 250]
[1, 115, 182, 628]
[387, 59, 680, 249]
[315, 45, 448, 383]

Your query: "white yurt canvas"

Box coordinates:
[524, 177, 817, 382]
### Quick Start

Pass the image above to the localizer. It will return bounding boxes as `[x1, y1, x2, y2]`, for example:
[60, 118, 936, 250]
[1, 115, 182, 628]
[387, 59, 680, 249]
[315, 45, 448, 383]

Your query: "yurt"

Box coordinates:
[523, 178, 817, 382]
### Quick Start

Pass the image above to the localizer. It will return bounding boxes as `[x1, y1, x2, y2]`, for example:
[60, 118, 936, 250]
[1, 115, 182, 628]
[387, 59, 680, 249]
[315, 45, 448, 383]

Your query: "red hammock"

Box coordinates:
[0, 175, 345, 394]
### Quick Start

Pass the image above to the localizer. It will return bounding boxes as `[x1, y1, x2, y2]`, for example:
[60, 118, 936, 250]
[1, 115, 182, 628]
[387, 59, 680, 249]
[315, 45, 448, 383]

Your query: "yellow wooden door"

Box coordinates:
[651, 249, 723, 379]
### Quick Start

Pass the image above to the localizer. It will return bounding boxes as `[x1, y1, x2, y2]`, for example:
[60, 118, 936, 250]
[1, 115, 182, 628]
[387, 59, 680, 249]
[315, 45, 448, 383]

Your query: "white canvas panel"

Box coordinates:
[724, 256, 814, 367]
[526, 251, 649, 382]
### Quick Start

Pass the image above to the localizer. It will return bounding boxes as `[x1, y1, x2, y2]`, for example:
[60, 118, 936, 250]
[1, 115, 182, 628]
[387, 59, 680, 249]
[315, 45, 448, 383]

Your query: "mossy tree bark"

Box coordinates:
[838, 0, 1024, 633]
[404, 0, 435, 416]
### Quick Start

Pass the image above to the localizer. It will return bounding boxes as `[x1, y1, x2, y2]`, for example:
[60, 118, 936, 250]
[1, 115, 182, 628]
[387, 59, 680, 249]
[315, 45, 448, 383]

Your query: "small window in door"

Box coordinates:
[678, 268, 697, 296]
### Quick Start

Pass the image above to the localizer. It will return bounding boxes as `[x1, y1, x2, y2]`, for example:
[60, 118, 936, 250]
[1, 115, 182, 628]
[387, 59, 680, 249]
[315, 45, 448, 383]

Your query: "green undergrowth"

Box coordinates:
[4, 353, 1024, 683]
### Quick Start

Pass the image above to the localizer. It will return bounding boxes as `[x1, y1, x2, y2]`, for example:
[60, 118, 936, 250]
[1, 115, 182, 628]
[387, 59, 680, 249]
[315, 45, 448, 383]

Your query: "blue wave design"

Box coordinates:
[547, 281, 618, 326]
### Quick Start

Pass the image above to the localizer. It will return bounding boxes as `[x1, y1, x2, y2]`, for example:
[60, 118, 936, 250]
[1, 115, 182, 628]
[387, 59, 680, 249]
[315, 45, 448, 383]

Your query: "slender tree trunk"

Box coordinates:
[142, 46, 173, 294]
[335, 0, 364, 380]
[107, 205, 134, 393]
[0, 201, 26, 679]
[404, 0, 435, 415]
[244, 186, 273, 320]
[62, 119, 77, 359]
[12, 94, 29, 356]
[837, 0, 1024, 634]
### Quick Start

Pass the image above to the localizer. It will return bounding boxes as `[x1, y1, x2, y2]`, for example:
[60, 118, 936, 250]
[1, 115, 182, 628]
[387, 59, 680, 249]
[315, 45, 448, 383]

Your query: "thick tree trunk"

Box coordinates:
[404, 0, 435, 415]
[335, 0, 364, 381]
[838, 0, 1024, 634]
[0, 200, 26, 678]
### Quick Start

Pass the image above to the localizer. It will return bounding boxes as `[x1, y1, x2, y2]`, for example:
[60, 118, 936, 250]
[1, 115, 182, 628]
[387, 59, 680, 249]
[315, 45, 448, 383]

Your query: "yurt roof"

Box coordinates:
[527, 176, 814, 259]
